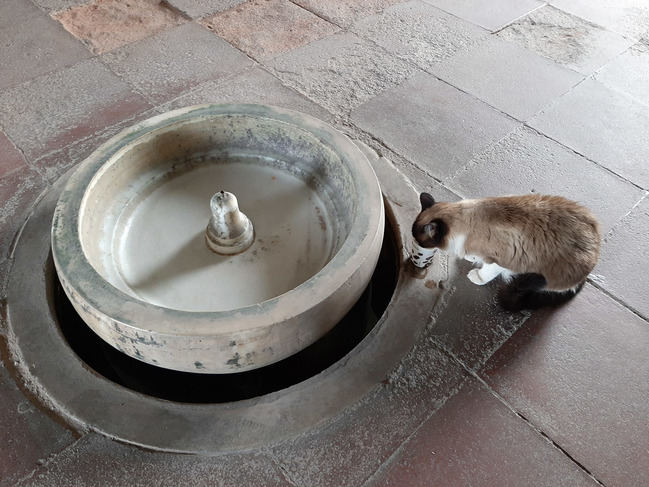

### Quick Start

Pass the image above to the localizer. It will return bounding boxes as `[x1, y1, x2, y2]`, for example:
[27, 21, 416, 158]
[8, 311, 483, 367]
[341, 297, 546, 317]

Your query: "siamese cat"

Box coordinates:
[412, 193, 600, 311]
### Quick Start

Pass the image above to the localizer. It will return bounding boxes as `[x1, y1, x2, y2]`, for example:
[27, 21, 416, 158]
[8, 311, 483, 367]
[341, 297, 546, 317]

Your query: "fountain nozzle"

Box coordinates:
[206, 191, 254, 255]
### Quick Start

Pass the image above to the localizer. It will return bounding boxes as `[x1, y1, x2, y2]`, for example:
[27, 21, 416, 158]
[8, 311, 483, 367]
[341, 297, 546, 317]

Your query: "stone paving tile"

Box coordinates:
[19, 434, 291, 487]
[29, 0, 87, 12]
[0, 340, 77, 487]
[0, 0, 91, 91]
[0, 132, 26, 179]
[351, 0, 487, 71]
[498, 6, 634, 75]
[351, 71, 518, 180]
[102, 22, 253, 104]
[423, 0, 543, 31]
[433, 36, 583, 121]
[447, 126, 646, 234]
[482, 284, 649, 487]
[32, 109, 158, 183]
[551, 0, 649, 40]
[165, 0, 245, 19]
[596, 43, 649, 106]
[594, 196, 649, 319]
[429, 260, 529, 372]
[369, 379, 598, 487]
[529, 78, 649, 189]
[0, 167, 47, 262]
[270, 32, 416, 115]
[200, 0, 338, 61]
[272, 336, 469, 487]
[293, 0, 403, 28]
[160, 67, 332, 122]
[0, 59, 152, 161]
[53, 0, 185, 54]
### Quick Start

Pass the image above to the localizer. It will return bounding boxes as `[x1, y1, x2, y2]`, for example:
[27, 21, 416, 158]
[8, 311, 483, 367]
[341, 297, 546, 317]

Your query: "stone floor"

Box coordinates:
[1, 0, 649, 485]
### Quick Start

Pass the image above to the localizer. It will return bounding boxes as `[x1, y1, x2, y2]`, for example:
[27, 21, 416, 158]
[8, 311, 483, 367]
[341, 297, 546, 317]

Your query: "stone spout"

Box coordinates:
[205, 191, 254, 255]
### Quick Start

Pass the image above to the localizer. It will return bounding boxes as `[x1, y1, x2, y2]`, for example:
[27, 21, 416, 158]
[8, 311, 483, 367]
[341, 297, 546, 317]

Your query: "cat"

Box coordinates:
[412, 192, 601, 311]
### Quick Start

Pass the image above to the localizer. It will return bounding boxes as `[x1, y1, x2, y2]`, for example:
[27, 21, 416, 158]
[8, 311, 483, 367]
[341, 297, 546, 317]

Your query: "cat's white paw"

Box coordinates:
[467, 268, 487, 285]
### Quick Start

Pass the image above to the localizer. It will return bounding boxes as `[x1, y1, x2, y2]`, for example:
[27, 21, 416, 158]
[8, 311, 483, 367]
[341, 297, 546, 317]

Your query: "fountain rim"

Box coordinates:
[51, 104, 384, 336]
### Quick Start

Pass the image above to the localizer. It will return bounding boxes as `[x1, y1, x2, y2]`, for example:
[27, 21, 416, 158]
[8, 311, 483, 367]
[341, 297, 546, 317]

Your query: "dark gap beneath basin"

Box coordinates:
[52, 218, 398, 403]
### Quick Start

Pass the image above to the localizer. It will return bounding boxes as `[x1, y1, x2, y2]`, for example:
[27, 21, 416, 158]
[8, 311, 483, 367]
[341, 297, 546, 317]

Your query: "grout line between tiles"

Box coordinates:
[440, 345, 609, 487]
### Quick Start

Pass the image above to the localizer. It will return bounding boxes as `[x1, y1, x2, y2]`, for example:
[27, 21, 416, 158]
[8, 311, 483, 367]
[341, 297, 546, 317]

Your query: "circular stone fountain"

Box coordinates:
[51, 104, 384, 374]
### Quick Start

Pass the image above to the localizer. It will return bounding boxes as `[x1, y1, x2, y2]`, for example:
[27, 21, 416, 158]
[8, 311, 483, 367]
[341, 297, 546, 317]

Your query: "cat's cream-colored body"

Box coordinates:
[413, 194, 601, 291]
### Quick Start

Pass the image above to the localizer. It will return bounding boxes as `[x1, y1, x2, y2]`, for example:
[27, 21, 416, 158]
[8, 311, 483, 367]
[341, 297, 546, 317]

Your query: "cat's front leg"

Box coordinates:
[468, 263, 503, 285]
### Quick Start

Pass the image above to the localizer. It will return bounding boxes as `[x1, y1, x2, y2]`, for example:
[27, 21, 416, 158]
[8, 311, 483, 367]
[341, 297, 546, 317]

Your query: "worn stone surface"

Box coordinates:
[352, 71, 518, 180]
[294, 0, 403, 27]
[429, 260, 530, 372]
[551, 0, 649, 40]
[596, 43, 649, 106]
[0, 59, 151, 161]
[29, 0, 88, 12]
[594, 196, 649, 319]
[0, 0, 90, 91]
[529, 78, 649, 189]
[483, 284, 649, 487]
[433, 36, 582, 121]
[159, 67, 332, 121]
[53, 0, 185, 54]
[351, 0, 487, 71]
[447, 126, 646, 233]
[102, 22, 253, 104]
[200, 0, 338, 61]
[370, 379, 599, 487]
[270, 32, 416, 115]
[165, 0, 245, 19]
[0, 167, 46, 262]
[423, 0, 543, 31]
[0, 132, 26, 179]
[498, 6, 634, 75]
[32, 109, 158, 183]
[0, 342, 77, 487]
[19, 434, 290, 487]
[272, 336, 468, 487]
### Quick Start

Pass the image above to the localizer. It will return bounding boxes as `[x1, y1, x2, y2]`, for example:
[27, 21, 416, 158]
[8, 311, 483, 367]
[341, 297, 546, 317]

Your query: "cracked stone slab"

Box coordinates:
[293, 0, 403, 28]
[351, 0, 488, 71]
[0, 58, 151, 161]
[423, 0, 543, 31]
[446, 126, 646, 234]
[498, 6, 634, 75]
[102, 22, 253, 104]
[0, 132, 26, 179]
[269, 32, 417, 115]
[594, 196, 649, 319]
[433, 36, 583, 121]
[0, 0, 91, 90]
[482, 284, 649, 486]
[371, 379, 599, 487]
[551, 0, 649, 40]
[52, 0, 186, 54]
[529, 77, 649, 189]
[159, 67, 332, 122]
[272, 336, 468, 487]
[165, 0, 245, 19]
[200, 0, 338, 61]
[19, 434, 291, 486]
[351, 71, 518, 180]
[596, 43, 649, 106]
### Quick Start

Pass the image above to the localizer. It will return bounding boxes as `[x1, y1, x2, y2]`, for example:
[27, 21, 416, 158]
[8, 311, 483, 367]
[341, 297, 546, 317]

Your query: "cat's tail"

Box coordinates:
[497, 273, 584, 312]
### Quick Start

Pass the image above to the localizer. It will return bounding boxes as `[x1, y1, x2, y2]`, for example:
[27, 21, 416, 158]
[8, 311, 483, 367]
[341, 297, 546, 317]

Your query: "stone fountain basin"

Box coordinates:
[51, 104, 384, 374]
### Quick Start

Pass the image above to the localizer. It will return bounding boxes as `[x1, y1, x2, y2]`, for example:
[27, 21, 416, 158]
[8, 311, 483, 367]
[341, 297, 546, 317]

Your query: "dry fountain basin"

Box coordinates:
[51, 104, 385, 374]
[6, 104, 447, 452]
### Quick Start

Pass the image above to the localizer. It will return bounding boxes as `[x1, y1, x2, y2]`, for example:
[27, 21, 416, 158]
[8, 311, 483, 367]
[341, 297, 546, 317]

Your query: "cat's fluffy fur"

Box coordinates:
[412, 193, 600, 311]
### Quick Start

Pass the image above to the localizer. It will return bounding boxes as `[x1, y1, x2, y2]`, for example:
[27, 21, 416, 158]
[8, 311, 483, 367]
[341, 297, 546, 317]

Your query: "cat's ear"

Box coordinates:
[420, 192, 436, 211]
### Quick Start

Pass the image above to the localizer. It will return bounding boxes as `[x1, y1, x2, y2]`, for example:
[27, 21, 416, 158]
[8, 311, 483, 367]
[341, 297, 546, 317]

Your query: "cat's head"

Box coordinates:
[412, 192, 450, 249]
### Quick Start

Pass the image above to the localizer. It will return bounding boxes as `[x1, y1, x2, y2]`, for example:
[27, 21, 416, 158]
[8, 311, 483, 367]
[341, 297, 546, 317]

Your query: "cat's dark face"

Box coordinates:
[412, 193, 449, 249]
